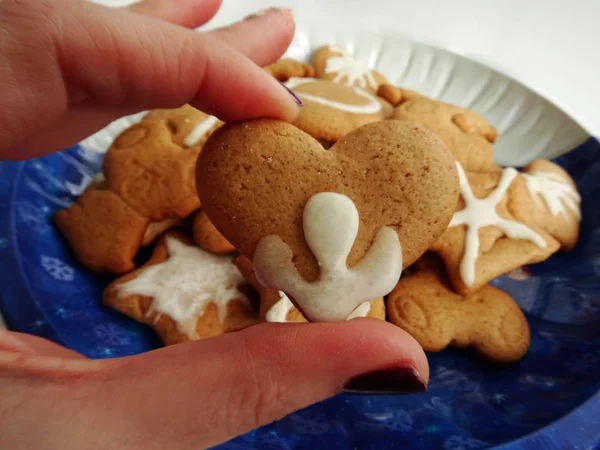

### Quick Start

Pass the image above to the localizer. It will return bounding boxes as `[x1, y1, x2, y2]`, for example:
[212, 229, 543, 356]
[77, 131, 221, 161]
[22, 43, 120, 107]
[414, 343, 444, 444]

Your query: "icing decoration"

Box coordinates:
[265, 291, 295, 323]
[253, 192, 402, 322]
[117, 237, 248, 339]
[184, 115, 220, 148]
[450, 162, 547, 287]
[284, 77, 383, 115]
[324, 45, 378, 90]
[522, 170, 581, 219]
[346, 301, 372, 320]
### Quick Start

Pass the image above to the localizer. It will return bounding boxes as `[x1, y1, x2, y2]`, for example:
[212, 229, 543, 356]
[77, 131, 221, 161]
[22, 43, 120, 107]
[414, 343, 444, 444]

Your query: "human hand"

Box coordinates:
[0, 1, 429, 448]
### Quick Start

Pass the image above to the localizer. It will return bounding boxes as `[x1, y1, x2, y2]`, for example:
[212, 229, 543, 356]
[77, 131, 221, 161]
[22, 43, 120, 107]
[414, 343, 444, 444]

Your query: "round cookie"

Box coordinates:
[284, 77, 393, 142]
[192, 210, 236, 254]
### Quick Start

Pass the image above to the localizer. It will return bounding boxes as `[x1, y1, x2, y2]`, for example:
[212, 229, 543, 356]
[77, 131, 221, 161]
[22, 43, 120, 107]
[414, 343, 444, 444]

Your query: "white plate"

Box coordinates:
[79, 28, 590, 168]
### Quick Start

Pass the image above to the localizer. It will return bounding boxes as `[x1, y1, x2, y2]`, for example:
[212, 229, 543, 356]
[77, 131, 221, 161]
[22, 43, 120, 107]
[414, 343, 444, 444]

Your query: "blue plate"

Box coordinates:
[0, 138, 599, 450]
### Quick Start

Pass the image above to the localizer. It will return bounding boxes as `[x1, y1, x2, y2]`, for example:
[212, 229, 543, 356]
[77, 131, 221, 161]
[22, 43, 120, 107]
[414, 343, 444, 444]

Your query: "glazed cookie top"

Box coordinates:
[284, 77, 393, 142]
[196, 119, 459, 320]
[312, 45, 387, 93]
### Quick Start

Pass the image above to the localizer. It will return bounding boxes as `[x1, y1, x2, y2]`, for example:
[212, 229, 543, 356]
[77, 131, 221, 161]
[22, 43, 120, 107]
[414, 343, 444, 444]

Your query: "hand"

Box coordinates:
[0, 1, 430, 449]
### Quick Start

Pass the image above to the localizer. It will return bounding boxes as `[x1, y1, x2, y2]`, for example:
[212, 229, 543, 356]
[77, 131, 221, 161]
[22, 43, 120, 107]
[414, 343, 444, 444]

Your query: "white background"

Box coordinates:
[95, 0, 600, 137]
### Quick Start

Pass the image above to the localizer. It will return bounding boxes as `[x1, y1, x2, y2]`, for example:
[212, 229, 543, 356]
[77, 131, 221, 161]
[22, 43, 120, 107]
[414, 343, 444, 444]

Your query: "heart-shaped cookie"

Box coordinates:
[196, 119, 458, 287]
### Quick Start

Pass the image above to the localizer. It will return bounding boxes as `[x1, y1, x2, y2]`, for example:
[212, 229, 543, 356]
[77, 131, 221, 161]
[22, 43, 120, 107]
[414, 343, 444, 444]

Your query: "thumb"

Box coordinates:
[98, 320, 429, 449]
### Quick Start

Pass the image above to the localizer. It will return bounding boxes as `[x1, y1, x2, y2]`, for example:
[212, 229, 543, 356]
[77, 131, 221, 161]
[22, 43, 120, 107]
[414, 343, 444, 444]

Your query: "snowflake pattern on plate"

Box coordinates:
[40, 256, 75, 282]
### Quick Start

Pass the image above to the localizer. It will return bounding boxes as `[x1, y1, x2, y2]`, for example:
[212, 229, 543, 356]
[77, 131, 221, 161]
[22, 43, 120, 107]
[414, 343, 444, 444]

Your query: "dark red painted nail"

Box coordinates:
[280, 82, 303, 106]
[342, 366, 427, 395]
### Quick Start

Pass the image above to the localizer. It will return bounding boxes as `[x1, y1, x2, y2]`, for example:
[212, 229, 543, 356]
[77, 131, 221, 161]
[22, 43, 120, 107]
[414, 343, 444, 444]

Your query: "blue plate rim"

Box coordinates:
[1, 141, 599, 450]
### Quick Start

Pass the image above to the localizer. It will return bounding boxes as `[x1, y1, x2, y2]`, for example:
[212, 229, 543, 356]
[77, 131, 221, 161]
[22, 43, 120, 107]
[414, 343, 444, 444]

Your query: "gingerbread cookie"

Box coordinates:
[235, 256, 385, 322]
[104, 232, 257, 345]
[192, 210, 235, 254]
[387, 93, 497, 172]
[312, 45, 387, 93]
[196, 119, 459, 321]
[283, 77, 393, 142]
[103, 119, 202, 221]
[431, 162, 560, 295]
[264, 58, 315, 81]
[54, 184, 149, 274]
[509, 160, 581, 251]
[377, 84, 425, 105]
[387, 254, 530, 363]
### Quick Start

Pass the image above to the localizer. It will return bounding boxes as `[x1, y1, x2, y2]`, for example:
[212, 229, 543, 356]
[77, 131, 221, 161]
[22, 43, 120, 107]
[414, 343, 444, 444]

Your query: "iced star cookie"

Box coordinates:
[283, 77, 393, 143]
[264, 58, 315, 81]
[509, 160, 581, 250]
[430, 162, 560, 295]
[312, 45, 387, 93]
[144, 105, 222, 148]
[387, 254, 530, 363]
[380, 86, 497, 172]
[104, 232, 257, 345]
[235, 256, 385, 323]
[196, 119, 459, 321]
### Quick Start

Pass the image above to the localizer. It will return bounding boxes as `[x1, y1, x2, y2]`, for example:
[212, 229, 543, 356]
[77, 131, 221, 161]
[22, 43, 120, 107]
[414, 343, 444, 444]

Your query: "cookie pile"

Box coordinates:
[54, 45, 582, 363]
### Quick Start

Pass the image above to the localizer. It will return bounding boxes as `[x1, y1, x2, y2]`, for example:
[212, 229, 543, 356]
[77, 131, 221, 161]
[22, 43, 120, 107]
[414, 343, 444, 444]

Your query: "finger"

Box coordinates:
[0, 2, 299, 160]
[207, 8, 295, 67]
[0, 330, 85, 359]
[97, 320, 428, 449]
[128, 0, 222, 29]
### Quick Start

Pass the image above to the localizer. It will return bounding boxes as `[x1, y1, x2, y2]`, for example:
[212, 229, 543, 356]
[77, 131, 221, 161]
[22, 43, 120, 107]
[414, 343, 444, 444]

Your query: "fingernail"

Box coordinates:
[244, 7, 291, 20]
[342, 366, 427, 395]
[279, 82, 303, 107]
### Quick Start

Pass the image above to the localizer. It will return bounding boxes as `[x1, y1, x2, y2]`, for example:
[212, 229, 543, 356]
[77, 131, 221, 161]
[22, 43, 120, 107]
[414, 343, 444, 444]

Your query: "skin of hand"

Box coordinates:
[0, 1, 430, 449]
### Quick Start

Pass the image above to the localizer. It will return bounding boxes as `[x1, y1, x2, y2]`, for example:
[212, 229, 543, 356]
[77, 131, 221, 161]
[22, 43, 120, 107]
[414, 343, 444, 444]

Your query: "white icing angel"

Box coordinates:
[522, 170, 581, 218]
[253, 192, 402, 322]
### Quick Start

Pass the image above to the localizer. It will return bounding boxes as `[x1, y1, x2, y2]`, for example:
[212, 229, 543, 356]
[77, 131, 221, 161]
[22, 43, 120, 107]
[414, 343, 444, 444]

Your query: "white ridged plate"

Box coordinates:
[77, 29, 590, 168]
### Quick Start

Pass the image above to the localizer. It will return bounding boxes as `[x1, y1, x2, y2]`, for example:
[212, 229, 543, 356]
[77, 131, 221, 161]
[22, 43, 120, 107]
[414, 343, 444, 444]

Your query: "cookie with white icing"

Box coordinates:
[312, 45, 387, 93]
[430, 162, 560, 295]
[145, 104, 222, 149]
[284, 77, 393, 142]
[196, 119, 459, 321]
[104, 232, 257, 346]
[384, 89, 497, 172]
[235, 256, 385, 323]
[387, 253, 530, 364]
[509, 159, 581, 251]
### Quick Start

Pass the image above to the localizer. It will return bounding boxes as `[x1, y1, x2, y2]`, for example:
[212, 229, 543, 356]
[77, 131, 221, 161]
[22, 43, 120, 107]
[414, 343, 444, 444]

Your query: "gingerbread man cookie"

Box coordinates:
[54, 184, 149, 274]
[264, 58, 315, 81]
[196, 119, 459, 321]
[104, 232, 257, 345]
[431, 162, 560, 295]
[381, 87, 497, 172]
[283, 77, 393, 142]
[312, 45, 387, 93]
[387, 254, 530, 363]
[509, 159, 581, 251]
